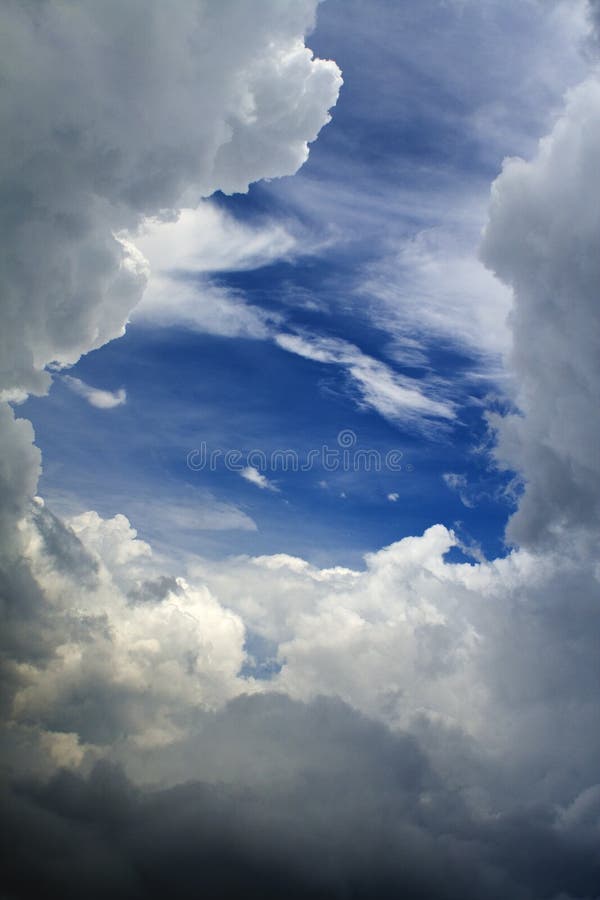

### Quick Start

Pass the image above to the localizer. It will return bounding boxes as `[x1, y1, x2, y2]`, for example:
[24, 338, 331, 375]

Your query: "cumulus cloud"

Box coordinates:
[0, 0, 341, 398]
[192, 524, 600, 801]
[4, 497, 600, 800]
[0, 404, 41, 555]
[63, 376, 126, 409]
[8, 506, 251, 754]
[3, 513, 600, 898]
[481, 74, 600, 546]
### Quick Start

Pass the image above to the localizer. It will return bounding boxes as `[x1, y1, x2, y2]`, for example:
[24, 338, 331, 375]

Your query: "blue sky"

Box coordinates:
[22, 0, 587, 567]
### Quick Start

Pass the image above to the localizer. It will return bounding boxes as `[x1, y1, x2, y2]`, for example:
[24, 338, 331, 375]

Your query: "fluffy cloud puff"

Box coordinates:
[7, 505, 250, 754]
[193, 524, 600, 806]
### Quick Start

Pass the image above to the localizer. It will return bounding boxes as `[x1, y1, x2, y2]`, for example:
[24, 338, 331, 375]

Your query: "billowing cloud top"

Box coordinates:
[481, 76, 600, 546]
[0, 0, 341, 397]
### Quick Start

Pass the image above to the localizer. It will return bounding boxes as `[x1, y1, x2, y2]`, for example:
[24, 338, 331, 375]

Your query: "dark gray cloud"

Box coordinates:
[127, 575, 181, 604]
[588, 0, 600, 32]
[2, 695, 600, 900]
[30, 503, 99, 586]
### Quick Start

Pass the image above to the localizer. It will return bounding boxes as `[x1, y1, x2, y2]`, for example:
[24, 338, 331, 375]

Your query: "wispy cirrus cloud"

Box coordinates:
[360, 224, 513, 366]
[130, 203, 294, 338]
[274, 331, 455, 427]
[443, 472, 476, 508]
[133, 204, 297, 277]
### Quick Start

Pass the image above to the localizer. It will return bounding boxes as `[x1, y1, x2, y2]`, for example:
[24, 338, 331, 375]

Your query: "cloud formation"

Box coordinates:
[481, 74, 600, 546]
[241, 466, 280, 492]
[5, 694, 600, 900]
[63, 376, 127, 409]
[0, 0, 341, 398]
[2, 3, 600, 899]
[363, 225, 513, 364]
[275, 331, 455, 426]
[130, 204, 294, 338]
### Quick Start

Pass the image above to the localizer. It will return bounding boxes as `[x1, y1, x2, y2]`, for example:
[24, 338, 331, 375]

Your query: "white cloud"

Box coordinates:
[11, 505, 251, 751]
[139, 500, 257, 535]
[0, 0, 341, 398]
[0, 403, 41, 557]
[240, 466, 279, 492]
[387, 493, 399, 502]
[67, 510, 152, 584]
[132, 204, 296, 277]
[134, 279, 280, 339]
[63, 376, 126, 409]
[190, 523, 600, 804]
[362, 224, 513, 366]
[275, 331, 455, 426]
[130, 203, 295, 337]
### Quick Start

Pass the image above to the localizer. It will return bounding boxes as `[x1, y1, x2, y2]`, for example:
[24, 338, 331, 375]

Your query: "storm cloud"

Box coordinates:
[3, 694, 600, 900]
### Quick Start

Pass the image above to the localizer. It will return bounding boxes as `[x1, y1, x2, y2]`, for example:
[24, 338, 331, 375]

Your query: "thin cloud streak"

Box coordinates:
[62, 376, 127, 409]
